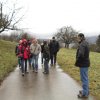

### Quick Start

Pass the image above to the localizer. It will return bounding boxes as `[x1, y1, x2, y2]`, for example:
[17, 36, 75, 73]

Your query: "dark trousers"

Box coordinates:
[50, 52, 57, 65]
[44, 60, 49, 73]
[18, 57, 21, 67]
[28, 57, 32, 67]
[21, 59, 28, 73]
[41, 53, 44, 64]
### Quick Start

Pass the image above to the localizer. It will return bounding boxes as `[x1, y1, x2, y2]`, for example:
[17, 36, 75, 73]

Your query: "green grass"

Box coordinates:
[57, 48, 100, 98]
[0, 40, 17, 84]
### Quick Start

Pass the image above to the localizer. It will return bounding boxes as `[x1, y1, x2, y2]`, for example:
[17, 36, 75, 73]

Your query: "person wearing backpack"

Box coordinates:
[15, 40, 23, 69]
[49, 37, 59, 66]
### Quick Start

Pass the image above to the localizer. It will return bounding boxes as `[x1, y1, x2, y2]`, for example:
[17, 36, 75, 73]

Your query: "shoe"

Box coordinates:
[50, 64, 53, 66]
[77, 93, 88, 98]
[25, 71, 29, 74]
[35, 70, 38, 73]
[43, 71, 49, 74]
[22, 73, 25, 76]
[79, 90, 82, 94]
[32, 69, 35, 72]
[43, 71, 46, 74]
[54, 63, 56, 65]
[79, 90, 89, 95]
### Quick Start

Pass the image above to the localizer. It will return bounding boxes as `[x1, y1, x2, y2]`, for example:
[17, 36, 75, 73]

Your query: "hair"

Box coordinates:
[52, 37, 55, 39]
[78, 33, 85, 40]
[43, 40, 47, 45]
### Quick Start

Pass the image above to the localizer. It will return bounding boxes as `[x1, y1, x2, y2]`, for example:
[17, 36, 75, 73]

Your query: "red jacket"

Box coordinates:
[17, 44, 23, 58]
[23, 46, 30, 59]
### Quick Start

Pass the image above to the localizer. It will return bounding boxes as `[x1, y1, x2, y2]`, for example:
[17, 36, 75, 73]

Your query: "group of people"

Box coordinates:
[15, 37, 59, 75]
[15, 33, 90, 98]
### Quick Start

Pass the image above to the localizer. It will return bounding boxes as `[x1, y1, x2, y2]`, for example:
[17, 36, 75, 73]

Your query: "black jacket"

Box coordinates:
[43, 44, 50, 61]
[49, 40, 59, 54]
[75, 40, 90, 67]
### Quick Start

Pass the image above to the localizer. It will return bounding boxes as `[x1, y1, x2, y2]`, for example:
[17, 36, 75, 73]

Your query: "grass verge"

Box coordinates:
[0, 40, 17, 84]
[57, 48, 100, 99]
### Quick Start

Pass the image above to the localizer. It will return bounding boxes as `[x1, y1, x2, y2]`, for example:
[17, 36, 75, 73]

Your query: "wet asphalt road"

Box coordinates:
[0, 55, 96, 100]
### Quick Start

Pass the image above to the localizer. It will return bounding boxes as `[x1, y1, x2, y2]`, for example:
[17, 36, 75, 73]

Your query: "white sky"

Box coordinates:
[2, 0, 100, 38]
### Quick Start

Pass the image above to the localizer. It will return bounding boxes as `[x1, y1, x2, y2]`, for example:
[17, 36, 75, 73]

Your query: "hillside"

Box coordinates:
[0, 40, 17, 84]
[86, 36, 98, 44]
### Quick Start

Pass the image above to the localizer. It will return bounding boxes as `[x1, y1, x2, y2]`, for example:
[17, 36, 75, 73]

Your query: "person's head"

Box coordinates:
[32, 38, 36, 44]
[52, 37, 55, 40]
[43, 40, 47, 45]
[32, 39, 38, 45]
[27, 39, 31, 46]
[22, 39, 27, 46]
[52, 37, 56, 42]
[77, 33, 85, 42]
[19, 40, 23, 44]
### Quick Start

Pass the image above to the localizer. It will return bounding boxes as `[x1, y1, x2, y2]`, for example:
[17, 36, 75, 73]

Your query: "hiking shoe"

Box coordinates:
[79, 90, 89, 95]
[22, 73, 25, 76]
[25, 71, 29, 74]
[43, 71, 49, 74]
[50, 64, 53, 66]
[77, 93, 88, 98]
[35, 70, 38, 73]
[79, 90, 83, 94]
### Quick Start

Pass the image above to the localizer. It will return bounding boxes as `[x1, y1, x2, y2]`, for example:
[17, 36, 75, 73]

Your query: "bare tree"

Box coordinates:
[55, 26, 78, 48]
[0, 1, 24, 34]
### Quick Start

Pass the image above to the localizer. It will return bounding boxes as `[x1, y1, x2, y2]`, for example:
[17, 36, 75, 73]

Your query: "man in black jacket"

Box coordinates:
[75, 33, 90, 98]
[49, 37, 59, 66]
[43, 41, 50, 74]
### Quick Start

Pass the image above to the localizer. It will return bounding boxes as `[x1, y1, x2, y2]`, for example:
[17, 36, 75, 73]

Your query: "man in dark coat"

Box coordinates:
[75, 33, 90, 98]
[49, 37, 59, 66]
[43, 41, 50, 74]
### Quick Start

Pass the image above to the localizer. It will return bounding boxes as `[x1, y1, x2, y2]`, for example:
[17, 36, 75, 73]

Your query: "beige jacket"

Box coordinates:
[30, 43, 41, 55]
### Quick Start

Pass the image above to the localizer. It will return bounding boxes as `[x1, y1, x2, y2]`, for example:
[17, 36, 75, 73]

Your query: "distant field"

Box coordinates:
[0, 40, 17, 84]
[57, 48, 100, 98]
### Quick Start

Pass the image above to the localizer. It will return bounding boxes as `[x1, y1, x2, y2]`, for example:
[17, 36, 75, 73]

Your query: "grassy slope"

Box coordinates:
[57, 48, 100, 98]
[0, 40, 17, 83]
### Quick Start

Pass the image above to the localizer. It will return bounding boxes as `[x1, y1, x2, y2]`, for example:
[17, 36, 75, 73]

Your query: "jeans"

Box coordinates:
[32, 55, 39, 71]
[21, 59, 28, 73]
[18, 57, 22, 67]
[28, 57, 32, 66]
[80, 67, 89, 96]
[21, 58, 24, 73]
[44, 60, 49, 73]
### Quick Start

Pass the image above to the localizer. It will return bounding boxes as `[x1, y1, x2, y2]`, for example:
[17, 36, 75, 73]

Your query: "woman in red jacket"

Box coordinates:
[22, 39, 30, 75]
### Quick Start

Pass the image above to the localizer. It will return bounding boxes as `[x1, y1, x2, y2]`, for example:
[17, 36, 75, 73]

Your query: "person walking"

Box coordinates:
[15, 40, 23, 69]
[30, 39, 41, 73]
[22, 39, 30, 74]
[75, 33, 90, 98]
[27, 39, 32, 67]
[41, 41, 45, 65]
[49, 37, 59, 66]
[43, 41, 50, 74]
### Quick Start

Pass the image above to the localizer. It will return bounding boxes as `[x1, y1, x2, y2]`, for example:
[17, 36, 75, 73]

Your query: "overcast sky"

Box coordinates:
[2, 0, 100, 38]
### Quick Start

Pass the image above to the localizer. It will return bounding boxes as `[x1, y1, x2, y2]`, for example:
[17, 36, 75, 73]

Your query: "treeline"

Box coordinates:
[89, 35, 100, 53]
[0, 31, 33, 42]
[54, 26, 100, 53]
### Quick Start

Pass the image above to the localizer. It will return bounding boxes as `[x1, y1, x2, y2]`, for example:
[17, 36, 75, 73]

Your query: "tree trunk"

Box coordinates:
[65, 43, 69, 48]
